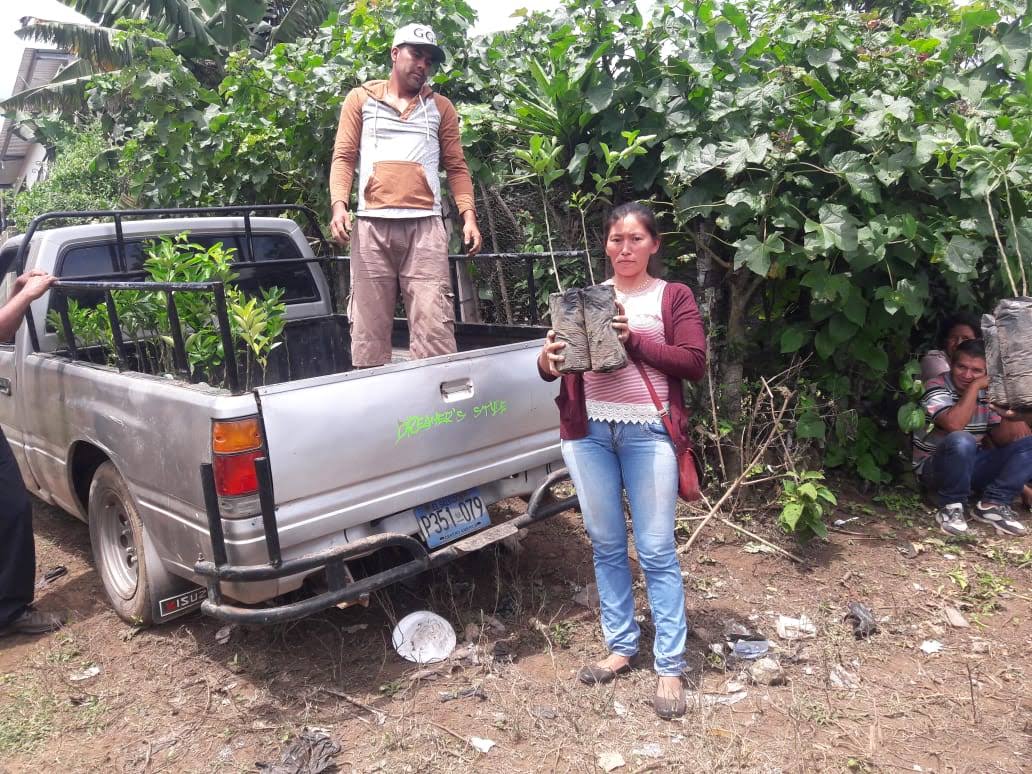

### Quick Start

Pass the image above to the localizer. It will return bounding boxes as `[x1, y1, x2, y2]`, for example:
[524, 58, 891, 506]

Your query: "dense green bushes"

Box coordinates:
[3, 121, 121, 231]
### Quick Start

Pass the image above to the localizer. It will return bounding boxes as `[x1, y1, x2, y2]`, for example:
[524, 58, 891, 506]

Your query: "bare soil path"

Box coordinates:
[2, 489, 1030, 773]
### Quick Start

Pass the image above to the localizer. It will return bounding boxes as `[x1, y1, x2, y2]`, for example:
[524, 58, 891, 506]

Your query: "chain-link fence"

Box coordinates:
[449, 250, 607, 325]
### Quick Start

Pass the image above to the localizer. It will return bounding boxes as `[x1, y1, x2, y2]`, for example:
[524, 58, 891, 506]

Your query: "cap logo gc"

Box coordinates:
[411, 26, 436, 43]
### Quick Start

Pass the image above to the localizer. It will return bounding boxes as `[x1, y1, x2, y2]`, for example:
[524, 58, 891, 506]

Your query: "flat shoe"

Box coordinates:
[654, 683, 687, 720]
[577, 660, 633, 685]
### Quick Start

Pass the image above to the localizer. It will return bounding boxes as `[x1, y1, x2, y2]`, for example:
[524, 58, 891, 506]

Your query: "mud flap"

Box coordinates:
[143, 529, 206, 623]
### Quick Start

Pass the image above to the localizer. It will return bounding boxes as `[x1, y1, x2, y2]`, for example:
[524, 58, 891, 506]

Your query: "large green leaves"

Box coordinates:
[733, 233, 783, 276]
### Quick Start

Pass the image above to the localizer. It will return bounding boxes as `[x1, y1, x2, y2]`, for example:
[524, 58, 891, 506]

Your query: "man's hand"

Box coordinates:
[17, 271, 55, 301]
[970, 375, 990, 393]
[993, 404, 1032, 423]
[13, 269, 48, 294]
[329, 201, 352, 246]
[461, 211, 482, 256]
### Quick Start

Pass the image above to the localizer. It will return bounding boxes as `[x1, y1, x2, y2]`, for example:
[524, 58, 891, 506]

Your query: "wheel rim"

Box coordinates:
[96, 487, 139, 600]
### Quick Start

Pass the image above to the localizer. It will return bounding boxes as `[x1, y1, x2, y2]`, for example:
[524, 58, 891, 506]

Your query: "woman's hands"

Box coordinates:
[612, 301, 630, 344]
[540, 301, 628, 377]
[539, 330, 566, 377]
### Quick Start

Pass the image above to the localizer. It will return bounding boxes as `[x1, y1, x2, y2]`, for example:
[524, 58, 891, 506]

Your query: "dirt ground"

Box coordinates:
[2, 486, 1031, 774]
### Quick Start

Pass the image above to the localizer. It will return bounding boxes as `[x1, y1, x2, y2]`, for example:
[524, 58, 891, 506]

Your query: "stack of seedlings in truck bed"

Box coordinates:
[50, 234, 287, 391]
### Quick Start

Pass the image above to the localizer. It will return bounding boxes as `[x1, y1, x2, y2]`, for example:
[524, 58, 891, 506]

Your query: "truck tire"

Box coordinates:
[88, 461, 154, 626]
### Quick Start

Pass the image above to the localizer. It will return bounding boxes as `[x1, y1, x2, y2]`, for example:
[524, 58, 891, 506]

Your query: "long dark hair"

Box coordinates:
[937, 311, 982, 349]
[602, 202, 664, 277]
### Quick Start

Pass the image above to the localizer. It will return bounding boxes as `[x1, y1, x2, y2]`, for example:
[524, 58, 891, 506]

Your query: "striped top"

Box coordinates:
[585, 279, 668, 423]
[912, 371, 1000, 471]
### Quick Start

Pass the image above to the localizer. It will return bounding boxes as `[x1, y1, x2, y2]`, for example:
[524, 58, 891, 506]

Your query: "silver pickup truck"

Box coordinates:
[0, 205, 575, 625]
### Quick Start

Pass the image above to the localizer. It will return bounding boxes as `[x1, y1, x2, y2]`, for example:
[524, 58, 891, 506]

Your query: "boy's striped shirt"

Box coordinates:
[912, 372, 1000, 472]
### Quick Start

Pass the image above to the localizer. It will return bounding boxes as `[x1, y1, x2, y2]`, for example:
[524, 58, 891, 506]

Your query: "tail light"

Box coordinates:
[212, 417, 264, 515]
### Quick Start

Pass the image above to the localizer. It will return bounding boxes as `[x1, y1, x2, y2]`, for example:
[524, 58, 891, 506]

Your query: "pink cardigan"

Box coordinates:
[538, 282, 707, 450]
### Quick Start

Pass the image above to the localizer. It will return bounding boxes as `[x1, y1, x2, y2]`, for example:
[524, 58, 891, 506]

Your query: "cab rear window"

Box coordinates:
[55, 232, 317, 300]
[49, 232, 319, 326]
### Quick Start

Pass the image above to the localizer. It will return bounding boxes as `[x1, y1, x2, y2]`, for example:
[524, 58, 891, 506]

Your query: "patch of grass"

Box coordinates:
[983, 544, 1032, 569]
[793, 697, 836, 727]
[947, 567, 1014, 616]
[548, 621, 574, 649]
[71, 695, 107, 735]
[378, 679, 405, 698]
[704, 651, 725, 670]
[874, 490, 923, 526]
[43, 634, 81, 665]
[0, 677, 57, 755]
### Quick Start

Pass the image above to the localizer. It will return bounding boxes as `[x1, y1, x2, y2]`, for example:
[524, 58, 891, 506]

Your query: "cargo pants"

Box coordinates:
[348, 216, 456, 367]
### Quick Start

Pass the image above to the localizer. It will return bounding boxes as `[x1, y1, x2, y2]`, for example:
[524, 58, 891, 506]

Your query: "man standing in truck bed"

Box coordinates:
[329, 22, 482, 367]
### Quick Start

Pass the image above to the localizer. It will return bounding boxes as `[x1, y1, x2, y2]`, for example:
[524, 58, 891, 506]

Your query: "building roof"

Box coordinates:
[0, 48, 77, 189]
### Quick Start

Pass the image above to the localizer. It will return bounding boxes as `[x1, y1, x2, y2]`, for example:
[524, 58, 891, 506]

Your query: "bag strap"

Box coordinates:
[633, 360, 680, 448]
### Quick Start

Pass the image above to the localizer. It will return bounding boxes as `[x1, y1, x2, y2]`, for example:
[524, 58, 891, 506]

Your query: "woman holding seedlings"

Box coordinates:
[537, 202, 706, 719]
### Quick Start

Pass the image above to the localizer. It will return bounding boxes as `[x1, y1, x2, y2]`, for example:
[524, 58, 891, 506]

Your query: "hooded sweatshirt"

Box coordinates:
[329, 80, 476, 219]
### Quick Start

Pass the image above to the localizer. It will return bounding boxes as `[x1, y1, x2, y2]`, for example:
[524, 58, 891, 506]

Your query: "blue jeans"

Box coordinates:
[923, 432, 1032, 506]
[561, 419, 686, 676]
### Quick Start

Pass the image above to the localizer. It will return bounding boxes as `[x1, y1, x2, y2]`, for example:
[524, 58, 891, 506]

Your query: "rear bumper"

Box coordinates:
[194, 465, 576, 624]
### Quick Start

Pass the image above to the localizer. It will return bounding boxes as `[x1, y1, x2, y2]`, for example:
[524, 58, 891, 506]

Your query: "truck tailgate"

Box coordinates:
[254, 342, 560, 532]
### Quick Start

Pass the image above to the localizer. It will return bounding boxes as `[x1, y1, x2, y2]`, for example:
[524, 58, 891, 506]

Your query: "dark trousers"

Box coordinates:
[923, 431, 1032, 507]
[0, 427, 34, 627]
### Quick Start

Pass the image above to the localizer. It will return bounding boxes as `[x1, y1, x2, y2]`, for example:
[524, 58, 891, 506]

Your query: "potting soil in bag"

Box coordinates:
[982, 297, 1032, 410]
[548, 289, 591, 373]
[582, 284, 628, 373]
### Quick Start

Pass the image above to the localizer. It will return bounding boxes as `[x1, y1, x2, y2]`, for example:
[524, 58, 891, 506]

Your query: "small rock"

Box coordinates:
[698, 691, 748, 706]
[919, 640, 944, 655]
[844, 602, 878, 639]
[943, 606, 969, 629]
[775, 614, 816, 640]
[409, 665, 446, 681]
[449, 643, 480, 665]
[598, 752, 625, 772]
[573, 583, 600, 608]
[748, 657, 785, 686]
[828, 664, 859, 690]
[215, 624, 236, 644]
[69, 665, 100, 682]
[724, 679, 747, 693]
[971, 639, 991, 655]
[470, 737, 496, 754]
[631, 743, 663, 759]
[484, 615, 507, 635]
[722, 620, 753, 638]
[613, 700, 628, 717]
[438, 685, 487, 702]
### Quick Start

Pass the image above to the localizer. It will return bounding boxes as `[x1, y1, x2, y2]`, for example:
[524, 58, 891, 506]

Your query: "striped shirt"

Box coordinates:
[585, 279, 668, 423]
[911, 371, 1000, 472]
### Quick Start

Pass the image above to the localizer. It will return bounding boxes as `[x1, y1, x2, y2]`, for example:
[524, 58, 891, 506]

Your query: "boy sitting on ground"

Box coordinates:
[912, 339, 1031, 537]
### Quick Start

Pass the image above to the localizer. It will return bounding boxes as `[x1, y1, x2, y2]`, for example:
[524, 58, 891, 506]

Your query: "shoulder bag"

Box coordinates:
[633, 361, 703, 502]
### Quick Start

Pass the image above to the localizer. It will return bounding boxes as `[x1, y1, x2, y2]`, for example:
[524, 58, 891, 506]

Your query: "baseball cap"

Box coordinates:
[392, 23, 446, 65]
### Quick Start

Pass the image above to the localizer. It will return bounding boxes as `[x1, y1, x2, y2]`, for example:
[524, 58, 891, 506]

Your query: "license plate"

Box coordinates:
[415, 488, 490, 549]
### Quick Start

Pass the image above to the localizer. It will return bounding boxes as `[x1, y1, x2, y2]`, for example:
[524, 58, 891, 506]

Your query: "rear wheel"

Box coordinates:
[88, 461, 154, 625]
